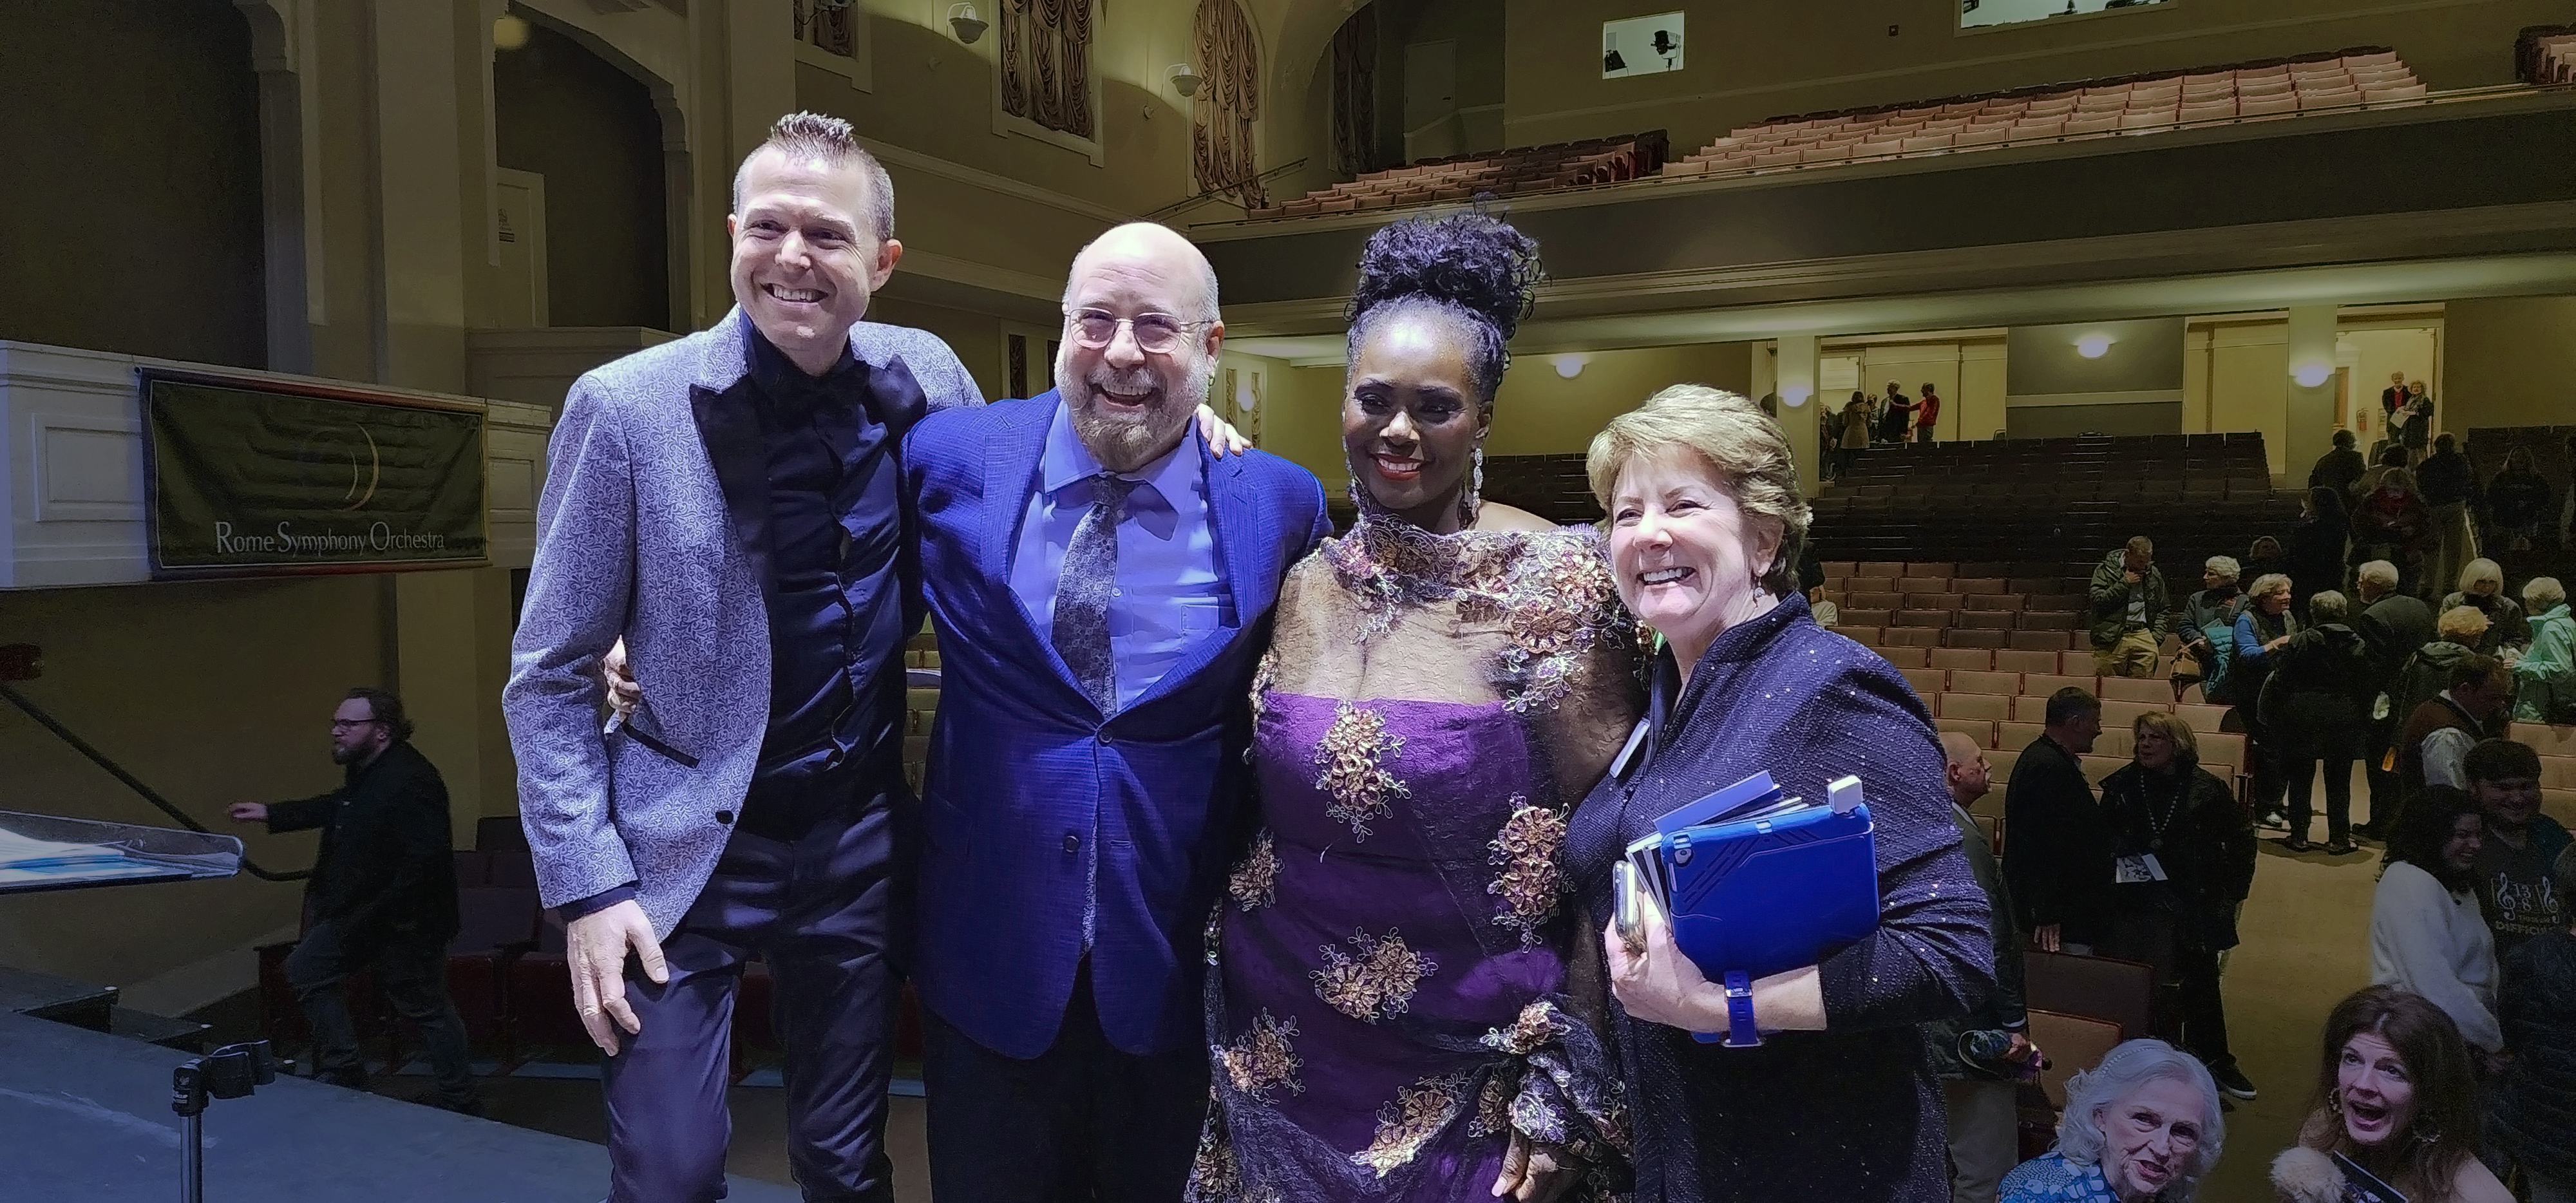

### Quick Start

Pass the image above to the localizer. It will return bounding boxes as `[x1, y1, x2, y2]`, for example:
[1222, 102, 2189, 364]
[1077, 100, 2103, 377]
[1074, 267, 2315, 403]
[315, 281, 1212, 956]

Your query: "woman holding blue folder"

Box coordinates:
[1567, 384, 1997, 1202]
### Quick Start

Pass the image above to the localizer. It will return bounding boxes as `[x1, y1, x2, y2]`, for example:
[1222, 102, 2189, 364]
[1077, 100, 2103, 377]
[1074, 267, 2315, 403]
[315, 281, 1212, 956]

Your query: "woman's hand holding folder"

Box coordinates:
[1604, 887, 1828, 1038]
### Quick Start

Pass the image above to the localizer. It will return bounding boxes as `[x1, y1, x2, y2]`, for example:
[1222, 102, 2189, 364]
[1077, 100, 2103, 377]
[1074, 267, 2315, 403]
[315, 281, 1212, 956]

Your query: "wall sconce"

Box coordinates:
[1780, 384, 1813, 406]
[1166, 63, 1203, 98]
[1551, 353, 1589, 379]
[492, 13, 531, 51]
[2074, 334, 2113, 359]
[947, 3, 987, 44]
[2291, 363, 2333, 388]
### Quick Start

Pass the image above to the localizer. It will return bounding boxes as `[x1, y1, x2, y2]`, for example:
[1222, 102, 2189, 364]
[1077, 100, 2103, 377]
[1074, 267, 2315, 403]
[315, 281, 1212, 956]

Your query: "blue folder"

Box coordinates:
[1632, 772, 1880, 1043]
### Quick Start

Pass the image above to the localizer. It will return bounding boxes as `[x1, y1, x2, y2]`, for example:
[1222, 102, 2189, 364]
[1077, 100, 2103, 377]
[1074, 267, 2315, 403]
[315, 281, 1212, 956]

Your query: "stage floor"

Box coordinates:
[0, 1010, 800, 1202]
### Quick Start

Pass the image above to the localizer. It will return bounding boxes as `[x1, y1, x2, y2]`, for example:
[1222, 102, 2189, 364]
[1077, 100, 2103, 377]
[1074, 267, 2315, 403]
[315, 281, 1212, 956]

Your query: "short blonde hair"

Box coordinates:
[2248, 573, 2292, 600]
[2456, 558, 2503, 596]
[2528, 576, 2569, 612]
[2135, 710, 2200, 758]
[2356, 560, 2400, 589]
[1587, 384, 1812, 598]
[2437, 605, 2491, 641]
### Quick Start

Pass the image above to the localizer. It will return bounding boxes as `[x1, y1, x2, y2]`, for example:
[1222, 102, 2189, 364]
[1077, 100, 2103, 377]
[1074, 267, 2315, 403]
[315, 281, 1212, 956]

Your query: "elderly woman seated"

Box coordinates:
[2270, 985, 2512, 1203]
[2000, 1038, 2226, 1203]
[1571, 384, 1993, 1202]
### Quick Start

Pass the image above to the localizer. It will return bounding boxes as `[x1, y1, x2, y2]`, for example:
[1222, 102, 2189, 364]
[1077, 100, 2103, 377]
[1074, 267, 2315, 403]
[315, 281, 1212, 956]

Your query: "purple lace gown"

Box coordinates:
[1186, 515, 1642, 1202]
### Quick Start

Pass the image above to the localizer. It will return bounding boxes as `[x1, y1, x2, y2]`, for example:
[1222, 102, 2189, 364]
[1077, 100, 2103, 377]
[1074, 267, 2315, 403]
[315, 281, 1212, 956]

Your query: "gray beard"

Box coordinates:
[1060, 358, 1209, 471]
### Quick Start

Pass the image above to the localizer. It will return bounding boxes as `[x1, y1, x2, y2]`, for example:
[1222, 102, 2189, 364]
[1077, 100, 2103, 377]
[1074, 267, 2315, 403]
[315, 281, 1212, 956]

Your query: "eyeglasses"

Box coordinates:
[1063, 309, 1211, 355]
[329, 719, 383, 732]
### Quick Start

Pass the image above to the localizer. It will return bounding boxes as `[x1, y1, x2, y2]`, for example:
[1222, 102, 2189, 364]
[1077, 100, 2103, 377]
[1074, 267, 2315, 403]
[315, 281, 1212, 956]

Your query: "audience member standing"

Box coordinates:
[2515, 576, 2575, 724]
[2397, 654, 2512, 800]
[2264, 591, 2374, 855]
[2268, 985, 2513, 1203]
[2096, 714, 2258, 1101]
[2353, 559, 2434, 835]
[2004, 688, 2114, 955]
[2368, 788, 2503, 1057]
[2352, 469, 2434, 596]
[2464, 739, 2571, 964]
[2436, 557, 2530, 656]
[2383, 607, 2492, 784]
[1931, 733, 2043, 1203]
[2415, 433, 2481, 600]
[228, 688, 477, 1114]
[2232, 574, 2301, 827]
[2485, 447, 2555, 552]
[2491, 847, 2576, 1203]
[1913, 381, 1942, 445]
[2399, 385, 2434, 464]
[2242, 535, 2288, 593]
[1878, 380, 1914, 445]
[1838, 390, 1872, 480]
[2088, 535, 2168, 679]
[2171, 556, 2243, 705]
[2286, 488, 2351, 621]
[2378, 370, 2409, 426]
[2307, 430, 2367, 496]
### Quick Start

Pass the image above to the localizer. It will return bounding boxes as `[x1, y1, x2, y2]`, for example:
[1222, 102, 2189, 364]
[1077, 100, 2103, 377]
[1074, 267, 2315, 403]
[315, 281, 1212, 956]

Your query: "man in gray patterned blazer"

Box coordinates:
[502, 112, 981, 1203]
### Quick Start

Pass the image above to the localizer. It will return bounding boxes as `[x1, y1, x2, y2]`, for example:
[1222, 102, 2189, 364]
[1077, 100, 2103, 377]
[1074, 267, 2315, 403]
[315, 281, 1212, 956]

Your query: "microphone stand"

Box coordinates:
[170, 1040, 281, 1203]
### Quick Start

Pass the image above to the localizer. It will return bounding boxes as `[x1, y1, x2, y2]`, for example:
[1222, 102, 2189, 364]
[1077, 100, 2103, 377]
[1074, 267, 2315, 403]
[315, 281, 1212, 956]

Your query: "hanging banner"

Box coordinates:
[140, 369, 489, 576]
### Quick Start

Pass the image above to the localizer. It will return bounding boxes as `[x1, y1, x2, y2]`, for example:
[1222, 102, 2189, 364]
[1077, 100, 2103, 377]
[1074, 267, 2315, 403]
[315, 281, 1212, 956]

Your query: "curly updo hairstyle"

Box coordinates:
[1345, 213, 1544, 412]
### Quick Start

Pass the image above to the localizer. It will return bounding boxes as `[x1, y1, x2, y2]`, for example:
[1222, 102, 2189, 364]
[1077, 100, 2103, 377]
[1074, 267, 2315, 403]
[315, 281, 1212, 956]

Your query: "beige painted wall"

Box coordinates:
[2443, 296, 2576, 433]
[1488, 343, 1752, 457]
[2186, 321, 2292, 477]
[1495, 0, 2569, 153]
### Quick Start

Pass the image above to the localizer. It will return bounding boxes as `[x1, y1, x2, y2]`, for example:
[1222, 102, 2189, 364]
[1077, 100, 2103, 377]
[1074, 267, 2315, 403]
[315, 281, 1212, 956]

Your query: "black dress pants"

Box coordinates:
[920, 960, 1209, 1203]
[2174, 941, 2236, 1071]
[285, 918, 475, 1106]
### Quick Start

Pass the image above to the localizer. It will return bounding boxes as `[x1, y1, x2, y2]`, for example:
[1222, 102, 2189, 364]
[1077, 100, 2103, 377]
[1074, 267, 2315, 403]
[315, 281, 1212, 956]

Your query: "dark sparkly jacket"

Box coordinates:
[1570, 594, 1995, 1203]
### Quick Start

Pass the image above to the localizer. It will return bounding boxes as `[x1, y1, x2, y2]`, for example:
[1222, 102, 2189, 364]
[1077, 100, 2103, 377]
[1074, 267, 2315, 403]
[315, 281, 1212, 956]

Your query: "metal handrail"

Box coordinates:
[0, 680, 310, 882]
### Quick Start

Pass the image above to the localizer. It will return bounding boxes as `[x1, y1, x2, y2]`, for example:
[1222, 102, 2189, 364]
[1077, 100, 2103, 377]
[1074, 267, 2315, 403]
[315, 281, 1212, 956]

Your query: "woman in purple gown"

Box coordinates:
[1186, 216, 1638, 1203]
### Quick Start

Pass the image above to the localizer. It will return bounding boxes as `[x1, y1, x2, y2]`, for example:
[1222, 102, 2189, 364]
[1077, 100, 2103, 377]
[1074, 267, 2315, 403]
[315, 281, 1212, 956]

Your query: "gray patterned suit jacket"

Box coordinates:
[502, 308, 983, 936]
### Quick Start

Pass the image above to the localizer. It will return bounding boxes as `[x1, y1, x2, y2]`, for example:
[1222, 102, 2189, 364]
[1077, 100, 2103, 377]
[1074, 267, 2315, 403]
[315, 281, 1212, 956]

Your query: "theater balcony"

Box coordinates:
[1199, 56, 2576, 352]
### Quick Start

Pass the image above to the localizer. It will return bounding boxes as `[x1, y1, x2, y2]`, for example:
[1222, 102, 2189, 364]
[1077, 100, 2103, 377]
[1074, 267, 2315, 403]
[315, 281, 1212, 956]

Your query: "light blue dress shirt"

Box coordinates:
[1008, 400, 1229, 714]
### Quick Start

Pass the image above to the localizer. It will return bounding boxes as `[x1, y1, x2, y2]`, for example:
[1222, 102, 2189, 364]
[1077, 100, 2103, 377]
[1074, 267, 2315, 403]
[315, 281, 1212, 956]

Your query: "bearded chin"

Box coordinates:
[1063, 365, 1209, 469]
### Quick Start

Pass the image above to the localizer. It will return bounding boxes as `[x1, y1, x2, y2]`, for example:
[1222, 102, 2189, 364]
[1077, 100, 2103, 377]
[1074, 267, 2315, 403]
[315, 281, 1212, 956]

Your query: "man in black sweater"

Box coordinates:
[2003, 688, 2114, 955]
[2354, 560, 2435, 838]
[230, 688, 474, 1113]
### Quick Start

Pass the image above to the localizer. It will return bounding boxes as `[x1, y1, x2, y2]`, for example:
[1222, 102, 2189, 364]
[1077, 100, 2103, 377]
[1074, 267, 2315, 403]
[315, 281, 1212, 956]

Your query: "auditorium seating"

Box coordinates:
[2518, 23, 2576, 86]
[1244, 131, 1669, 220]
[1663, 49, 2424, 182]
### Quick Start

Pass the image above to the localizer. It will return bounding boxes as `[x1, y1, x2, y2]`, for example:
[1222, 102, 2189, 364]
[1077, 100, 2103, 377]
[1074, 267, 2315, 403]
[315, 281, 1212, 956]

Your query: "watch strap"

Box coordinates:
[1721, 970, 1761, 1048]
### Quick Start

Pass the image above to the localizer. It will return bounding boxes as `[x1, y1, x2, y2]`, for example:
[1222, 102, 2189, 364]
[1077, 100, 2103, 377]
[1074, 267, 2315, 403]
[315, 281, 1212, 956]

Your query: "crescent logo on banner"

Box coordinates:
[140, 369, 489, 576]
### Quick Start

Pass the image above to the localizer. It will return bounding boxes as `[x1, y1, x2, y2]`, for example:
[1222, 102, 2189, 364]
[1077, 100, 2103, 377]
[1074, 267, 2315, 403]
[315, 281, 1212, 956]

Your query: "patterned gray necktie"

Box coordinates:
[1052, 473, 1140, 712]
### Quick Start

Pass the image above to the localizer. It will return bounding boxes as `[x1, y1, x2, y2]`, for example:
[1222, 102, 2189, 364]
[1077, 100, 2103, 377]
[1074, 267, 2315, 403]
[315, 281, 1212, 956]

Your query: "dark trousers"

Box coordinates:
[922, 961, 1208, 1202]
[2284, 740, 2361, 846]
[603, 802, 899, 1203]
[2174, 941, 2235, 1070]
[285, 918, 474, 1105]
[1915, 425, 1936, 445]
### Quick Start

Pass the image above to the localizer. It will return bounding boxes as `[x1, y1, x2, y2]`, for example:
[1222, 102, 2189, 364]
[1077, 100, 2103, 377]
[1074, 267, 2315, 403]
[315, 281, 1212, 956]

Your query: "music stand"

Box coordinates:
[0, 809, 242, 896]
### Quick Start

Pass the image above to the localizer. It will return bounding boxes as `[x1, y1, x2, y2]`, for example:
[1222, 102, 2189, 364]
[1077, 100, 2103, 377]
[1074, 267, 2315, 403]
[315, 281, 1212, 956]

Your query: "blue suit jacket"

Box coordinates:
[904, 392, 1328, 1058]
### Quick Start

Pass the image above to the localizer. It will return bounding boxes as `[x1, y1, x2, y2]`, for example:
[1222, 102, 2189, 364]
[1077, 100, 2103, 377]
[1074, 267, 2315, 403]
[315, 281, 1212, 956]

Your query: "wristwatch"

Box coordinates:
[1720, 971, 1762, 1048]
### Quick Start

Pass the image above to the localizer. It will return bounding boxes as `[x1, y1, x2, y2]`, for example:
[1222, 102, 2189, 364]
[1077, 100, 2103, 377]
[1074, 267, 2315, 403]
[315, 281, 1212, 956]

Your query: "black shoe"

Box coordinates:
[2324, 841, 2358, 857]
[2352, 822, 2384, 841]
[2282, 836, 2313, 853]
[2257, 813, 2290, 832]
[2208, 1061, 2258, 1101]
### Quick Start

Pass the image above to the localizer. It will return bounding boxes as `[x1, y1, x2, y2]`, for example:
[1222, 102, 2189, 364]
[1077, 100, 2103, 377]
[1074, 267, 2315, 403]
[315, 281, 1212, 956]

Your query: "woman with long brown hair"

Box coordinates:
[2268, 985, 2510, 1203]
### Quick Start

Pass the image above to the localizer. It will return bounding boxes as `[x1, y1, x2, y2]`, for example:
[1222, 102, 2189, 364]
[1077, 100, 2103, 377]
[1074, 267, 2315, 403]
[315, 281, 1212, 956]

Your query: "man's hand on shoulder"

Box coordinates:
[1197, 404, 1253, 458]
[566, 898, 668, 1056]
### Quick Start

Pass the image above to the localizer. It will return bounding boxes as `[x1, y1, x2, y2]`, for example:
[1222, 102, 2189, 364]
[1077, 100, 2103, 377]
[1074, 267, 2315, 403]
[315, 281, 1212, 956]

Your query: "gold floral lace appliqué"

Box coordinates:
[1310, 928, 1438, 1023]
[1186, 1090, 1282, 1203]
[1218, 1010, 1304, 1101]
[1351, 1074, 1471, 1177]
[1481, 999, 1562, 1057]
[1312, 701, 1408, 840]
[1486, 800, 1566, 945]
[1228, 829, 1279, 912]
[1468, 1068, 1518, 1138]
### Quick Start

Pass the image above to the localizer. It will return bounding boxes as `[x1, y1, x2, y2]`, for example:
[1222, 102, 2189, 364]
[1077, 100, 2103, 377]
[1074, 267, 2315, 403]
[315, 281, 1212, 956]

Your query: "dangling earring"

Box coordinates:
[2325, 1089, 2343, 1115]
[2414, 1126, 2440, 1146]
[1457, 443, 1484, 528]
